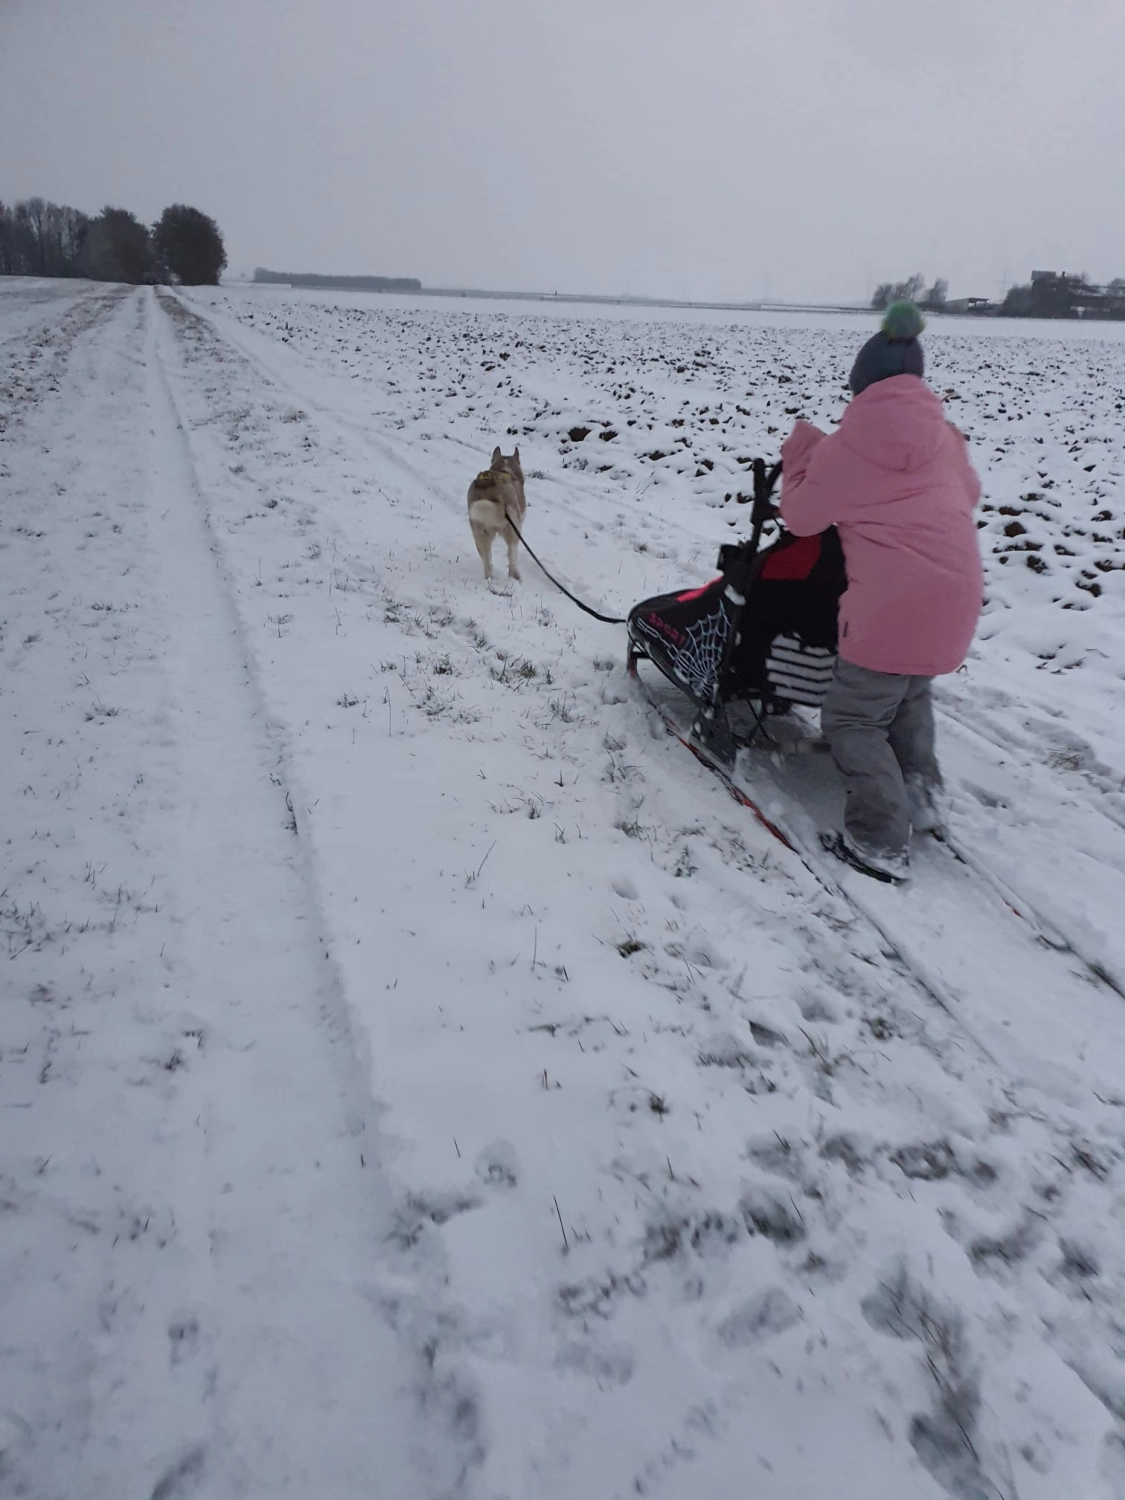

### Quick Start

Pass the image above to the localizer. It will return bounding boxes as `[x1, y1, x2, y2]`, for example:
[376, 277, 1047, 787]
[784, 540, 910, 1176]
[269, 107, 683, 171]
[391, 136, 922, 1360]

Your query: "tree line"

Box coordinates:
[0, 198, 227, 285]
[253, 269, 422, 293]
[872, 270, 1125, 320]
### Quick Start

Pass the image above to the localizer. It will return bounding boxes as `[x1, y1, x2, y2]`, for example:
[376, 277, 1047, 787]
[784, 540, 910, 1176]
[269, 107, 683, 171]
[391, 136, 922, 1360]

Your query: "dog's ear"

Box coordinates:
[513, 446, 520, 463]
[491, 446, 502, 466]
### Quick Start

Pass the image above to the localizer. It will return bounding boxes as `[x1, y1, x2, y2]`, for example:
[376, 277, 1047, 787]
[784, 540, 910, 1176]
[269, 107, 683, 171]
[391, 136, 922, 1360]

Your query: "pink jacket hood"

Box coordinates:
[838, 376, 948, 472]
[779, 377, 983, 678]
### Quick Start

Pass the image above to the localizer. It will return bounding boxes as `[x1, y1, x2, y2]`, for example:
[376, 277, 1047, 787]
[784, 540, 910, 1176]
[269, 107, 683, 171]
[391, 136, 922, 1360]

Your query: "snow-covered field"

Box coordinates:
[3, 277, 1125, 1500]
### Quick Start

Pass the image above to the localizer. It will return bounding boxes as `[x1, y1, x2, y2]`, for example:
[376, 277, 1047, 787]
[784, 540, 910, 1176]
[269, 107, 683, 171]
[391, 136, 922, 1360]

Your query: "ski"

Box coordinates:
[630, 660, 798, 851]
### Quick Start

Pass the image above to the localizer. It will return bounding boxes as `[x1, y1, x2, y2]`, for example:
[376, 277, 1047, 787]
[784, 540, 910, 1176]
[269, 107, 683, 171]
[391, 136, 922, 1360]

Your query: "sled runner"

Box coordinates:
[626, 459, 845, 765]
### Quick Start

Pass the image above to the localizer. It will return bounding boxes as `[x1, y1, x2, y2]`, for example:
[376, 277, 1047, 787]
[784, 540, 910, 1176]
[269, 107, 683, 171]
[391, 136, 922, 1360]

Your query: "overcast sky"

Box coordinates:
[2, 0, 1123, 303]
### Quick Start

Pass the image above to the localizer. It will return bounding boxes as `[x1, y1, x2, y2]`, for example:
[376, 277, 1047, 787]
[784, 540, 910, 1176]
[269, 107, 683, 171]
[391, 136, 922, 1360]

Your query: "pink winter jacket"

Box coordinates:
[779, 376, 983, 677]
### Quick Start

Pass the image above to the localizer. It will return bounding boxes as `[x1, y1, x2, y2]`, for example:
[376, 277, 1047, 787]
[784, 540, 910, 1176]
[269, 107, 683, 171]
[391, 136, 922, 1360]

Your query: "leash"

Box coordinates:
[498, 458, 783, 628]
[504, 513, 628, 624]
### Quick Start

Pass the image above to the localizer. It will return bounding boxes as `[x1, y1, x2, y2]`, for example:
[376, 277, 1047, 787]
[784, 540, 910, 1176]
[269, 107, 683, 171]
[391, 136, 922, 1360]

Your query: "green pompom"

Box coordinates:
[882, 301, 925, 340]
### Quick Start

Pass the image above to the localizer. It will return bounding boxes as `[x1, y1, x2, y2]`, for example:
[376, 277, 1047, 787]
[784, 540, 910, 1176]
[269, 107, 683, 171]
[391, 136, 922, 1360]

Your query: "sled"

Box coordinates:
[626, 459, 845, 766]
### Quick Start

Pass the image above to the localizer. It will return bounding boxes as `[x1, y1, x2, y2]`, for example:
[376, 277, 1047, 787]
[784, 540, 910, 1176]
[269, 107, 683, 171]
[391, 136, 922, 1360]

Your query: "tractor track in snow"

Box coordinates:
[0, 281, 120, 358]
[146, 288, 478, 1499]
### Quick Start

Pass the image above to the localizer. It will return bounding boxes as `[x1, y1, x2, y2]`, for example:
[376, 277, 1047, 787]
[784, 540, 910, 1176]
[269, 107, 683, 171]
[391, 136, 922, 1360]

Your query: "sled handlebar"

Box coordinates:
[735, 460, 782, 509]
[742, 458, 783, 553]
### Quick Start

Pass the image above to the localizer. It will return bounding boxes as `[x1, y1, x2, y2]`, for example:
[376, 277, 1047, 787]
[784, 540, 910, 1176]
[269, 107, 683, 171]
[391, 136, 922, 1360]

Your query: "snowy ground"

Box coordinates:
[3, 278, 1125, 1500]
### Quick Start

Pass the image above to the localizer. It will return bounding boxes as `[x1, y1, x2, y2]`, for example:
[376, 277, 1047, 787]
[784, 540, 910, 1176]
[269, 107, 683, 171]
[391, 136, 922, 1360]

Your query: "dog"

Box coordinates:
[467, 447, 526, 583]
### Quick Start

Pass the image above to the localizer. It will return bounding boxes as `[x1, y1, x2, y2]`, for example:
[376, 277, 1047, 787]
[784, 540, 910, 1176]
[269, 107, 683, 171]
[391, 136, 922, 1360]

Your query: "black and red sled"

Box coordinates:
[626, 459, 845, 767]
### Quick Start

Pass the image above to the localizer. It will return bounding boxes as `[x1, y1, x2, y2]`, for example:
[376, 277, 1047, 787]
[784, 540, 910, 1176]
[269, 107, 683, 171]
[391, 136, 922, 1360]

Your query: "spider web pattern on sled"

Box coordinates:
[626, 459, 846, 765]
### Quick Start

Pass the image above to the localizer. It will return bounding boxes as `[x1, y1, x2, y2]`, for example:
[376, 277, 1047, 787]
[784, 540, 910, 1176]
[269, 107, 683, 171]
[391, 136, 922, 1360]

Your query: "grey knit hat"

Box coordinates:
[849, 302, 925, 395]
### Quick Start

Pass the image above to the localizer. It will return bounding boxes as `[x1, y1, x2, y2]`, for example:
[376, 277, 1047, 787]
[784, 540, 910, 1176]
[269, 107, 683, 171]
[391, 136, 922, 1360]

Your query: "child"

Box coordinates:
[779, 303, 983, 882]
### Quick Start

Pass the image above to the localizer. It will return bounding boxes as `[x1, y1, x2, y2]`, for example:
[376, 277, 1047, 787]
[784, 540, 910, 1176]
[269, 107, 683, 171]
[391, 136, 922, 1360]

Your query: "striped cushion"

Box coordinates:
[766, 635, 836, 706]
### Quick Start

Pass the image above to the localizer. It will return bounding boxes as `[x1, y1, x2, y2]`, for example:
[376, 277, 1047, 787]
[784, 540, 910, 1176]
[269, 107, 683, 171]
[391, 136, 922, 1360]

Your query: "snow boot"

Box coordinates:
[820, 831, 910, 885]
[906, 774, 948, 837]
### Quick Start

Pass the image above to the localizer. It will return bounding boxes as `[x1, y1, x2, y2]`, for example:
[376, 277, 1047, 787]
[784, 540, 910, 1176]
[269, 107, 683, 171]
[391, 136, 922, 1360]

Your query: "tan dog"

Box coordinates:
[467, 447, 526, 583]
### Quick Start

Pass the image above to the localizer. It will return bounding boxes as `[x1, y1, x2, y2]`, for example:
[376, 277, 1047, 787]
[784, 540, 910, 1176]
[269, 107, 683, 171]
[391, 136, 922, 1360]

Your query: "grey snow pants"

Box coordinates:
[820, 659, 943, 866]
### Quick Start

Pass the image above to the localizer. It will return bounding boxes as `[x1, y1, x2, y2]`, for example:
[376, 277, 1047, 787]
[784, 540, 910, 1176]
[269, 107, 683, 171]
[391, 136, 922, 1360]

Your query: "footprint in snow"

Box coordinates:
[475, 1139, 519, 1189]
[715, 1286, 802, 1350]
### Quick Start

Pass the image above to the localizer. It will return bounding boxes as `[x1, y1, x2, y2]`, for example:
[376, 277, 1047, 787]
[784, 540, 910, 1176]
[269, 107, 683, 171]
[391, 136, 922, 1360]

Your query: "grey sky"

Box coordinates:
[2, 0, 1123, 303]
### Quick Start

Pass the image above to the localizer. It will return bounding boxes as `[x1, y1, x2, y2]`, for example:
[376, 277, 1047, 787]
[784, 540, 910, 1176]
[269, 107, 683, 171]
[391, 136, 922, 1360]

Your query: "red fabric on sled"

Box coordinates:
[675, 577, 722, 603]
[759, 535, 821, 581]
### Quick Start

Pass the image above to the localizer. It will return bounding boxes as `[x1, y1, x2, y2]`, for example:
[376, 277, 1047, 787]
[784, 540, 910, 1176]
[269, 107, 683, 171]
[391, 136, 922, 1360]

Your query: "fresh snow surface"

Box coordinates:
[3, 276, 1125, 1500]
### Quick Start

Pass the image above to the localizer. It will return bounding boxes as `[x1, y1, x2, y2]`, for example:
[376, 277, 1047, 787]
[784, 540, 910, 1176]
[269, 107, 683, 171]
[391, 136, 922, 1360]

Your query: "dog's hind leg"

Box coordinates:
[470, 520, 494, 581]
[504, 524, 521, 582]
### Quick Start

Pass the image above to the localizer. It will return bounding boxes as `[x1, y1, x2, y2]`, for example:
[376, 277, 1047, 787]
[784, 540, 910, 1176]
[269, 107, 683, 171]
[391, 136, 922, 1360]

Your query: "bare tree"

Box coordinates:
[0, 197, 89, 277]
[0, 203, 13, 276]
[60, 205, 89, 275]
[872, 273, 929, 311]
[11, 202, 36, 274]
[922, 277, 948, 310]
[871, 281, 895, 310]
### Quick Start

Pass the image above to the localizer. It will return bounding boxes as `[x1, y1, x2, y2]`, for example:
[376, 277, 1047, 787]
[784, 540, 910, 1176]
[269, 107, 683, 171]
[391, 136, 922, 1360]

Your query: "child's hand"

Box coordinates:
[782, 420, 826, 478]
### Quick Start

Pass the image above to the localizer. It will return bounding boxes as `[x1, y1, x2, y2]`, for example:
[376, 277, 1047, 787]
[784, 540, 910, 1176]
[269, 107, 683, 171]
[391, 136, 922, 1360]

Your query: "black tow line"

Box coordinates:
[503, 457, 782, 629]
[503, 513, 628, 625]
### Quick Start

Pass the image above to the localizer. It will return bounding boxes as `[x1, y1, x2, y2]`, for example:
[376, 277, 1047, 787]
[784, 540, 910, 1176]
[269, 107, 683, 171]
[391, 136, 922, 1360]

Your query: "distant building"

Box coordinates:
[1006, 271, 1125, 319]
